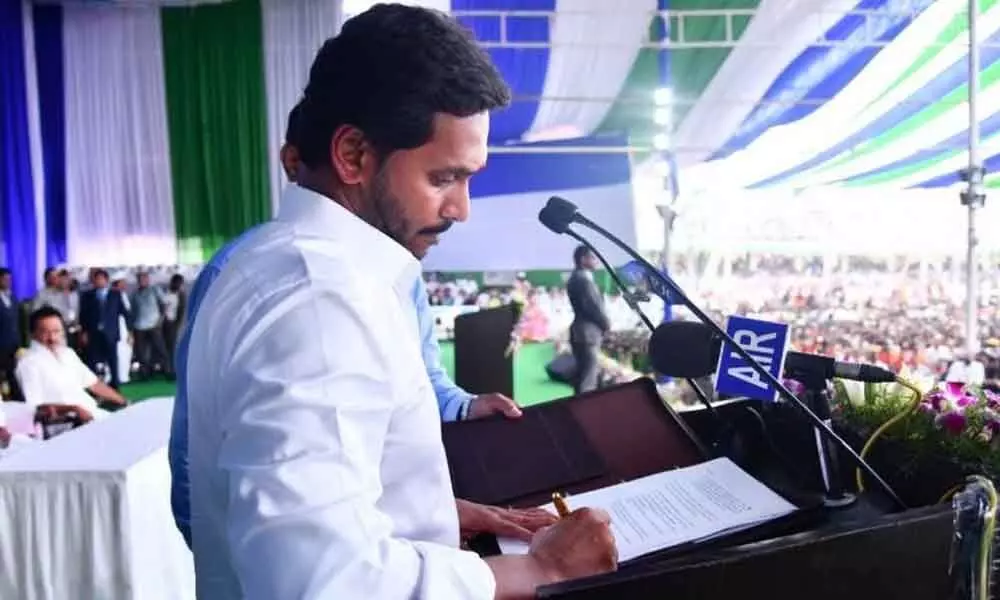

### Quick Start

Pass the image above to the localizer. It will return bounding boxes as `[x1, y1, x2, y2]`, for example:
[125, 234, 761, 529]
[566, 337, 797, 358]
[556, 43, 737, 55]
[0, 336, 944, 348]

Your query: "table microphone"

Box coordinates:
[537, 196, 906, 510]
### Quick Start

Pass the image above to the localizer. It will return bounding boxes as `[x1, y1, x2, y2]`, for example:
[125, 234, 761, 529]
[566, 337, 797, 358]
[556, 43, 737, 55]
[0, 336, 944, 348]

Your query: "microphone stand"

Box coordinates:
[786, 367, 857, 508]
[564, 229, 718, 419]
[568, 214, 906, 510]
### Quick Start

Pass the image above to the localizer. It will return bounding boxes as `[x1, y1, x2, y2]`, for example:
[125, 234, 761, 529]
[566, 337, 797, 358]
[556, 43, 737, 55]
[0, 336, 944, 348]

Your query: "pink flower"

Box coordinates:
[918, 402, 935, 414]
[985, 389, 1000, 409]
[935, 411, 967, 435]
[945, 381, 966, 398]
[782, 378, 806, 397]
[926, 391, 948, 411]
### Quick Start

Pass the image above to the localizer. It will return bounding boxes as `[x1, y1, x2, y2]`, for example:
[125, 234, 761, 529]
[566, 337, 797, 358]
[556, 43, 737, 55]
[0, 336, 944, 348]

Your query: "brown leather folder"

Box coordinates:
[442, 378, 710, 508]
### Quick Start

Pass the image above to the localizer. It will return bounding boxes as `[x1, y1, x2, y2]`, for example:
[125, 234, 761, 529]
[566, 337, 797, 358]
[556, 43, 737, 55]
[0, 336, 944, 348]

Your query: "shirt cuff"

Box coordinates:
[412, 542, 496, 600]
[441, 392, 475, 423]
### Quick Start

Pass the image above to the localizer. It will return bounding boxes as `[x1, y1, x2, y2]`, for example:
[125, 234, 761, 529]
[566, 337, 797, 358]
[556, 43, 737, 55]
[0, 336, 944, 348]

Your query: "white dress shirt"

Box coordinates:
[186, 185, 495, 599]
[15, 341, 104, 416]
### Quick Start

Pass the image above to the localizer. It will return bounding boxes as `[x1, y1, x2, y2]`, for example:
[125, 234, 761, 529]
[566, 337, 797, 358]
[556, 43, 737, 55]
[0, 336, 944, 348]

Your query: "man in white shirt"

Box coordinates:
[15, 306, 126, 416]
[185, 5, 616, 600]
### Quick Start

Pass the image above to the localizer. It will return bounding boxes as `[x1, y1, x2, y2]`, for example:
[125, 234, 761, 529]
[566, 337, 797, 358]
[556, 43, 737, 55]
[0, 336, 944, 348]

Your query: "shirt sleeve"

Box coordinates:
[69, 351, 99, 388]
[411, 278, 473, 422]
[14, 360, 45, 408]
[216, 286, 494, 600]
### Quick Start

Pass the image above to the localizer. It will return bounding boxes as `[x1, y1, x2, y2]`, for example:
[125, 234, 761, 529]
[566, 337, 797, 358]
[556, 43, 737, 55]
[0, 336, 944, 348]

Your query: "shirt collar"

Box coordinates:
[277, 184, 421, 294]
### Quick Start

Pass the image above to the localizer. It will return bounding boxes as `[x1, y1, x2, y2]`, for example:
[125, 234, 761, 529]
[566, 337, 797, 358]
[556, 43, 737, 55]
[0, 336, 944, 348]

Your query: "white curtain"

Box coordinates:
[523, 0, 656, 142]
[63, 6, 176, 267]
[262, 0, 342, 215]
[22, 0, 46, 283]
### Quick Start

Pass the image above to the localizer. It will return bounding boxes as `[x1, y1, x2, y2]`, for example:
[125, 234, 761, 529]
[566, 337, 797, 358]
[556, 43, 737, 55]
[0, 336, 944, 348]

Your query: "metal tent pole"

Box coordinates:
[964, 0, 985, 357]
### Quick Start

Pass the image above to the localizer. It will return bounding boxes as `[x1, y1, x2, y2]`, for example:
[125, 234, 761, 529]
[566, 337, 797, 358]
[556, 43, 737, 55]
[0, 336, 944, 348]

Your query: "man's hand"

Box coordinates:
[467, 393, 522, 420]
[456, 499, 557, 542]
[529, 507, 618, 581]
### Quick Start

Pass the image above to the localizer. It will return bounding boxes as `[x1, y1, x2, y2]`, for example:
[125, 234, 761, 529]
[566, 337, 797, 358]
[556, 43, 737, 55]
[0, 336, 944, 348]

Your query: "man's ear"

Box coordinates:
[330, 125, 376, 185]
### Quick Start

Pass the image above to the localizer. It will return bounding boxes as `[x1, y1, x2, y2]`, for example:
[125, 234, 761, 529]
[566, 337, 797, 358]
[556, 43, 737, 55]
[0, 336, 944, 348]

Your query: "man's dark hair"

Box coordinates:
[29, 305, 63, 333]
[43, 267, 56, 281]
[285, 100, 303, 146]
[93, 268, 109, 280]
[573, 245, 592, 267]
[298, 3, 511, 169]
[0, 268, 10, 277]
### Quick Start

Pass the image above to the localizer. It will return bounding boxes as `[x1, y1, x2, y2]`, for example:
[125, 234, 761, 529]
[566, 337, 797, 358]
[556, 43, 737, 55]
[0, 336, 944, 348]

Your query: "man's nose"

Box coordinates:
[440, 182, 471, 223]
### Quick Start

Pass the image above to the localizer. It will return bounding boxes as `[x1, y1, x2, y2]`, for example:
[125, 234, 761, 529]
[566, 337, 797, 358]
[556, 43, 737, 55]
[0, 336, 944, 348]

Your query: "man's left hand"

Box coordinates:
[456, 499, 558, 542]
[467, 393, 522, 420]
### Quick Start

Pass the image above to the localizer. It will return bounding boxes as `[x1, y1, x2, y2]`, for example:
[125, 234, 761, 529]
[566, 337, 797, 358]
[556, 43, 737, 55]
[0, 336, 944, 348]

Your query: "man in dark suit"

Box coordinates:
[0, 268, 21, 399]
[566, 245, 610, 394]
[79, 269, 130, 388]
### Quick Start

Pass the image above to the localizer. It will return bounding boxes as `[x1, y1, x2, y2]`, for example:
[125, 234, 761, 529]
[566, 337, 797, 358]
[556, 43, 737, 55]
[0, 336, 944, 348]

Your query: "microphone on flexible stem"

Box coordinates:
[538, 196, 907, 511]
[541, 203, 719, 424]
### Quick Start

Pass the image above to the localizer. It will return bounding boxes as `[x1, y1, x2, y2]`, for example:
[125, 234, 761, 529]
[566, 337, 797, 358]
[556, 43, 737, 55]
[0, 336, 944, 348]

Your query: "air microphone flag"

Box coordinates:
[713, 315, 791, 402]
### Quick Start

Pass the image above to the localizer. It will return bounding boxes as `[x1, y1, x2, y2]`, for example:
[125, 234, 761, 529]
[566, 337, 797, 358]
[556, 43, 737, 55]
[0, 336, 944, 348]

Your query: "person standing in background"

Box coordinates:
[566, 246, 610, 394]
[131, 271, 171, 379]
[78, 269, 130, 389]
[0, 269, 21, 400]
[161, 274, 186, 380]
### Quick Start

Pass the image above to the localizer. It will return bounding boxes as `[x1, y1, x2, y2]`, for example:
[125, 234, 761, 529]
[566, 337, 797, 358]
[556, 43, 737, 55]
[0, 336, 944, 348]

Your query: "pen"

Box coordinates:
[552, 492, 571, 518]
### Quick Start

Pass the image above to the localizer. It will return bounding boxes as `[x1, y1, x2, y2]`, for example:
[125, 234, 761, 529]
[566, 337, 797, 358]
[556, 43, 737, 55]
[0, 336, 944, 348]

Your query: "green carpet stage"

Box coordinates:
[120, 341, 574, 406]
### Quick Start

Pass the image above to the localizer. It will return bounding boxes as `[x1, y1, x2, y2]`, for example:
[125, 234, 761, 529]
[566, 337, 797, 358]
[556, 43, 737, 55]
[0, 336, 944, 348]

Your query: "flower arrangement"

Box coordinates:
[831, 378, 1000, 502]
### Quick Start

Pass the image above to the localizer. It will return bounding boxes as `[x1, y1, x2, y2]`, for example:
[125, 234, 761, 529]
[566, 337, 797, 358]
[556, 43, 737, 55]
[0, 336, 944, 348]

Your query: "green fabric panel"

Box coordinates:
[597, 0, 758, 146]
[668, 0, 756, 128]
[162, 0, 270, 263]
[595, 19, 660, 137]
[818, 59, 1000, 178]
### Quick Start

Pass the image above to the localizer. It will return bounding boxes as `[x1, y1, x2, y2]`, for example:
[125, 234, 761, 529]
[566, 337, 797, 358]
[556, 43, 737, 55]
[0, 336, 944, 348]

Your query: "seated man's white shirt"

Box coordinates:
[186, 185, 495, 600]
[15, 342, 105, 416]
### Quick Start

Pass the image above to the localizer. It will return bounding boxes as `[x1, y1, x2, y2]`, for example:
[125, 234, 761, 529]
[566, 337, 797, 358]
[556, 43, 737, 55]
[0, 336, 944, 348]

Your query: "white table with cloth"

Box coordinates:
[0, 397, 194, 600]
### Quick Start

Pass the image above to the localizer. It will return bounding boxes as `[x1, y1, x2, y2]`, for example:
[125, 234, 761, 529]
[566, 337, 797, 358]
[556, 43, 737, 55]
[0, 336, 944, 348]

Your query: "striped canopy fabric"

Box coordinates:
[676, 0, 996, 192]
[1, 0, 996, 298]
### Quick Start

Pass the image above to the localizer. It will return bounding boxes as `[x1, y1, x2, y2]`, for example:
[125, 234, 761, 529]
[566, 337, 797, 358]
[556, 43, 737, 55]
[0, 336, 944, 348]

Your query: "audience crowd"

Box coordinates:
[1, 253, 999, 450]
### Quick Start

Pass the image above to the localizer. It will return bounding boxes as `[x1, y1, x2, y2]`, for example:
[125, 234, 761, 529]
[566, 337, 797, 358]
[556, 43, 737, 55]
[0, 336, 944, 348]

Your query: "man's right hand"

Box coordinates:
[528, 507, 618, 582]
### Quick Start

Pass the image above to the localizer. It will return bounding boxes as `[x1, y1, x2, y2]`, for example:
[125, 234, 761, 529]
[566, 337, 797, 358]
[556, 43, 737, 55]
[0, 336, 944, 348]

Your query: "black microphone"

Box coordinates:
[648, 321, 721, 378]
[539, 196, 906, 510]
[647, 321, 898, 385]
[784, 352, 897, 384]
[537, 196, 579, 234]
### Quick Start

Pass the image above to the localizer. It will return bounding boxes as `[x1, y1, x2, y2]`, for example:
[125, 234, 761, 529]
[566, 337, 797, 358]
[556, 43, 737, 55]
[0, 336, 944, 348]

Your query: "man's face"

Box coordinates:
[138, 273, 150, 288]
[361, 113, 489, 259]
[34, 316, 65, 350]
[94, 274, 109, 289]
[0, 274, 9, 290]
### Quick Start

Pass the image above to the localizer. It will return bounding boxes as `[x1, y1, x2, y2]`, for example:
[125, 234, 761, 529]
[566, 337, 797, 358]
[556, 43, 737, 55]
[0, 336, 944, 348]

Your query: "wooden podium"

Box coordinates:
[442, 380, 964, 599]
[453, 305, 517, 399]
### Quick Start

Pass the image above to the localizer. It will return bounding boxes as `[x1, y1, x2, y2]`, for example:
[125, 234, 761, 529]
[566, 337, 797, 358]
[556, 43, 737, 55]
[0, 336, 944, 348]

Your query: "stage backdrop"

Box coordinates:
[0, 0, 661, 298]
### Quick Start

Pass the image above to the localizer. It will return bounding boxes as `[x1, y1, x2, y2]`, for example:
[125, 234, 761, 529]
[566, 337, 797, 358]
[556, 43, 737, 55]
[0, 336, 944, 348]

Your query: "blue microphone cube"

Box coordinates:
[713, 315, 791, 402]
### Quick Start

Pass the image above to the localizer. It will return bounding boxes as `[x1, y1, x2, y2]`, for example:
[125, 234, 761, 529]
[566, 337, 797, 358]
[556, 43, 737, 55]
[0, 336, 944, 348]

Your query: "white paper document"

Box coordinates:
[498, 458, 797, 563]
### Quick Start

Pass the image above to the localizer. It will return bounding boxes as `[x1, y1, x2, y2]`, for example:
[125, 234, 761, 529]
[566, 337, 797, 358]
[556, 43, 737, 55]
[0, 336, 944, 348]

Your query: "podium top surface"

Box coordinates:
[443, 378, 709, 507]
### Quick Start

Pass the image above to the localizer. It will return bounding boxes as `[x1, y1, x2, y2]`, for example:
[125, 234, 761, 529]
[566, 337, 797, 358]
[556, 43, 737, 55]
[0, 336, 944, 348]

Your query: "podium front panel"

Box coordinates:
[453, 305, 516, 398]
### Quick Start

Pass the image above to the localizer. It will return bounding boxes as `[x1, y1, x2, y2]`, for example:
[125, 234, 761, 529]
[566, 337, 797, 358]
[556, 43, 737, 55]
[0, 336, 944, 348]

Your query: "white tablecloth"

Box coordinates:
[0, 398, 194, 600]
